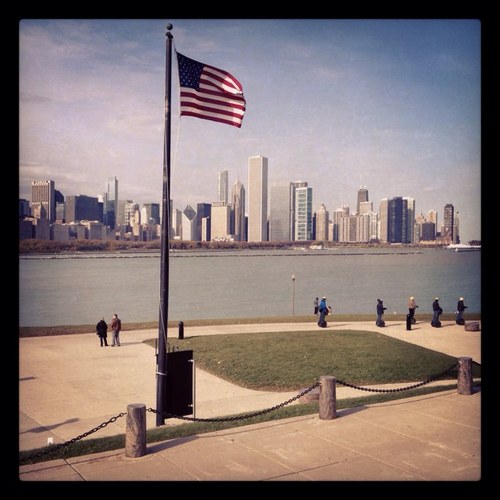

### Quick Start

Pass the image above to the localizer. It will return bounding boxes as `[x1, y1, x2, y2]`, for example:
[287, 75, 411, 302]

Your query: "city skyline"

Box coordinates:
[22, 172, 464, 243]
[19, 19, 481, 242]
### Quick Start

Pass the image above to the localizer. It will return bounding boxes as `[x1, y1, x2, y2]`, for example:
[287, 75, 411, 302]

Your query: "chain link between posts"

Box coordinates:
[21, 359, 480, 465]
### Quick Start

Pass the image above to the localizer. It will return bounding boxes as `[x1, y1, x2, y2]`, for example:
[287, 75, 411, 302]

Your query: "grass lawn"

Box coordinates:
[145, 329, 474, 390]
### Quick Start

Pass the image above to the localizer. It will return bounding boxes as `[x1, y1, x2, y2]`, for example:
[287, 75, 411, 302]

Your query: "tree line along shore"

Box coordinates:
[19, 239, 454, 254]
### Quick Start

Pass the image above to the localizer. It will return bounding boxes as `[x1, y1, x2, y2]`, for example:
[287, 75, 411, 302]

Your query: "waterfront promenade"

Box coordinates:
[19, 320, 482, 483]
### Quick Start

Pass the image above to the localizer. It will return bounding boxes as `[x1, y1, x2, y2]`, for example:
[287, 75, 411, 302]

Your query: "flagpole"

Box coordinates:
[156, 23, 173, 426]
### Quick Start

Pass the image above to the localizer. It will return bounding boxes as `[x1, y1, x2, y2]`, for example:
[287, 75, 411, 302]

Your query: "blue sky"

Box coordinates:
[19, 19, 481, 241]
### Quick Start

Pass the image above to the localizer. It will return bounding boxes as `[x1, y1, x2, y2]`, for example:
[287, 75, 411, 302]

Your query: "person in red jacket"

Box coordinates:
[110, 313, 122, 346]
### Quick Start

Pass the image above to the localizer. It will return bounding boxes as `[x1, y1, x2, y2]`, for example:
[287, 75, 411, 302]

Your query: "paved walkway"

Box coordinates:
[18, 319, 482, 483]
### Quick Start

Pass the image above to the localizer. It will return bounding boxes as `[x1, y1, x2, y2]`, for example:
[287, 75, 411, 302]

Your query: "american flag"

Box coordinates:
[177, 52, 246, 128]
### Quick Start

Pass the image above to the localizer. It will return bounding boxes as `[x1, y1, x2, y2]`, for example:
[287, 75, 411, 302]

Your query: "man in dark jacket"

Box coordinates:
[456, 297, 467, 325]
[96, 317, 108, 346]
[376, 299, 387, 327]
[431, 298, 443, 327]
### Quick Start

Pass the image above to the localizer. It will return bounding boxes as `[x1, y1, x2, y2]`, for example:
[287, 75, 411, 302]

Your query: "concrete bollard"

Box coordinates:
[319, 376, 337, 420]
[457, 357, 473, 395]
[125, 403, 147, 458]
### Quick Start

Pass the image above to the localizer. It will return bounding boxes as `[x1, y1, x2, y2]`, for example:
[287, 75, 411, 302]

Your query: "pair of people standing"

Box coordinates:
[96, 314, 122, 346]
[432, 297, 468, 326]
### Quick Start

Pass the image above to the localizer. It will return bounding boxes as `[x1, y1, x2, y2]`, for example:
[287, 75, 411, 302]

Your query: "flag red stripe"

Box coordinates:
[181, 101, 245, 120]
[180, 89, 246, 112]
[203, 65, 243, 92]
[182, 86, 246, 104]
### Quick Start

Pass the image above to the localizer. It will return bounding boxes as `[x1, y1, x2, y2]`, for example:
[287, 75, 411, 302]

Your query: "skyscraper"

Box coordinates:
[315, 204, 329, 241]
[172, 208, 183, 239]
[141, 203, 160, 225]
[269, 182, 292, 241]
[65, 195, 101, 223]
[218, 170, 229, 204]
[294, 185, 313, 241]
[404, 197, 416, 243]
[211, 202, 232, 240]
[388, 197, 404, 243]
[104, 177, 118, 229]
[443, 203, 454, 244]
[454, 211, 460, 244]
[247, 155, 268, 242]
[427, 209, 438, 239]
[31, 180, 55, 222]
[231, 179, 246, 241]
[182, 205, 197, 241]
[379, 198, 389, 243]
[387, 196, 411, 243]
[332, 206, 348, 242]
[196, 203, 212, 241]
[356, 188, 369, 215]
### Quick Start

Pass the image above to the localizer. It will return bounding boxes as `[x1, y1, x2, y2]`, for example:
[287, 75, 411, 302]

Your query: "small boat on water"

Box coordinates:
[446, 243, 481, 252]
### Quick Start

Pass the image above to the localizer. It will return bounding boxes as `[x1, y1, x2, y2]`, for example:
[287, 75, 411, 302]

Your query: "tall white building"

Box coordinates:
[379, 198, 389, 243]
[331, 206, 349, 242]
[247, 155, 268, 242]
[211, 202, 232, 240]
[315, 203, 329, 241]
[359, 201, 373, 215]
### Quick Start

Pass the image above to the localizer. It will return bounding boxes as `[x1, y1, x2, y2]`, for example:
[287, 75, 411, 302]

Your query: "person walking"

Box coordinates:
[456, 297, 467, 325]
[318, 297, 328, 327]
[313, 297, 319, 315]
[110, 313, 122, 346]
[376, 299, 387, 327]
[408, 296, 418, 324]
[96, 317, 108, 347]
[431, 298, 443, 327]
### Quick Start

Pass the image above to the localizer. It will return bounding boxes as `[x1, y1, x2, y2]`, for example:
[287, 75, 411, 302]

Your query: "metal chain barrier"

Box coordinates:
[337, 362, 459, 393]
[20, 359, 480, 464]
[147, 382, 321, 422]
[19, 412, 126, 464]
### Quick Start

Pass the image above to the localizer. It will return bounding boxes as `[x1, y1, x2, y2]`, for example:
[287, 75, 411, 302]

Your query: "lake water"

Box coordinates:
[19, 247, 481, 327]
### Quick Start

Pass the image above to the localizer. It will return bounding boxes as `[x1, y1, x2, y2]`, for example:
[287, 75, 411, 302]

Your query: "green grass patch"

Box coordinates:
[145, 329, 476, 391]
[20, 383, 474, 466]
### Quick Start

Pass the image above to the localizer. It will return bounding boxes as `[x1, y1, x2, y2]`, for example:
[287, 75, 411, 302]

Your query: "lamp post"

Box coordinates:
[291, 273, 296, 316]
